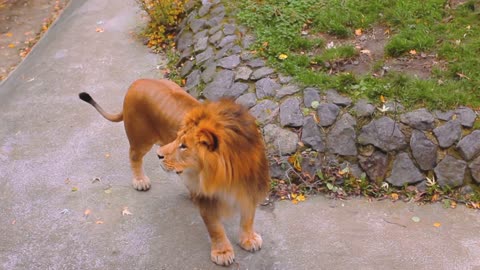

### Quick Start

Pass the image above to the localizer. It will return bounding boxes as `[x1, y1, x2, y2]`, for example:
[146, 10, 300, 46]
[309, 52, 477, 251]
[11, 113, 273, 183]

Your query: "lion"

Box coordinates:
[79, 78, 200, 191]
[157, 99, 270, 266]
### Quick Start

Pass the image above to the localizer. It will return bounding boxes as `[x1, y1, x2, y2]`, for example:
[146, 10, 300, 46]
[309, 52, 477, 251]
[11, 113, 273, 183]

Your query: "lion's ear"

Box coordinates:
[198, 129, 219, 151]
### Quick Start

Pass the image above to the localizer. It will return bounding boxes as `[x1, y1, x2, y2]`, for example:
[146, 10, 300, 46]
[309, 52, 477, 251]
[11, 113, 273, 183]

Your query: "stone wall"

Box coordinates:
[175, 0, 480, 191]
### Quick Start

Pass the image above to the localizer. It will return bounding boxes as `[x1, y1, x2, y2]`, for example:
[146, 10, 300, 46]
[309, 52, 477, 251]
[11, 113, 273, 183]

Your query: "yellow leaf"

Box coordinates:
[278, 53, 288, 60]
[450, 201, 457, 209]
[384, 28, 391, 35]
[5, 32, 13, 37]
[391, 193, 399, 201]
[433, 222, 441, 228]
[355, 28, 362, 36]
[291, 199, 299, 204]
[71, 186, 78, 192]
[8, 43, 15, 48]
[380, 95, 386, 103]
[297, 194, 305, 202]
[95, 27, 104, 33]
[409, 50, 417, 55]
[291, 193, 297, 199]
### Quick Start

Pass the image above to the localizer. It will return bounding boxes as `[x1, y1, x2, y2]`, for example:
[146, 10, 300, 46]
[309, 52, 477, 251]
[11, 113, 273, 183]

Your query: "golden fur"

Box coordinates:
[79, 79, 200, 190]
[158, 99, 270, 266]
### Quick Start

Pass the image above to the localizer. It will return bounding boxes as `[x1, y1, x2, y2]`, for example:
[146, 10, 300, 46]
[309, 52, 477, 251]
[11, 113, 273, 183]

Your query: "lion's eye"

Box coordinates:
[179, 143, 187, 150]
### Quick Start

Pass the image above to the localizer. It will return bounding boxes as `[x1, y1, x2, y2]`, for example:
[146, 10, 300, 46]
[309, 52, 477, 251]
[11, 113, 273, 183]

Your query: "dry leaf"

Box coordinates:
[390, 193, 399, 201]
[409, 50, 417, 55]
[411, 216, 420, 223]
[360, 49, 371, 55]
[8, 43, 15, 48]
[297, 194, 305, 202]
[456, 73, 470, 80]
[291, 199, 299, 204]
[95, 27, 104, 33]
[355, 28, 362, 36]
[71, 186, 78, 192]
[433, 222, 441, 228]
[84, 209, 91, 217]
[122, 207, 132, 216]
[95, 220, 104, 224]
[11, 219, 16, 225]
[5, 32, 13, 37]
[105, 153, 111, 158]
[380, 95, 386, 103]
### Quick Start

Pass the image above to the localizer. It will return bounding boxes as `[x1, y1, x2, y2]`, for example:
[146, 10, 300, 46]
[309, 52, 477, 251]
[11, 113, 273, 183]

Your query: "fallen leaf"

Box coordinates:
[84, 209, 91, 218]
[355, 28, 362, 36]
[456, 73, 470, 80]
[95, 27, 104, 33]
[411, 216, 421, 223]
[95, 220, 104, 224]
[8, 43, 15, 48]
[91, 177, 101, 183]
[122, 207, 132, 216]
[390, 193, 399, 201]
[105, 153, 111, 158]
[71, 186, 78, 192]
[360, 49, 371, 55]
[409, 50, 417, 55]
[11, 219, 16, 225]
[380, 95, 386, 103]
[291, 199, 299, 204]
[433, 222, 441, 228]
[311, 101, 320, 109]
[278, 53, 288, 60]
[297, 194, 305, 202]
[5, 32, 13, 37]
[104, 188, 112, 194]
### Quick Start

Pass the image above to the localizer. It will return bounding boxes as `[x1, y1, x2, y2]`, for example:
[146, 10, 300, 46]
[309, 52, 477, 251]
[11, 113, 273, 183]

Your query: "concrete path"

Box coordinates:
[1, 1, 479, 269]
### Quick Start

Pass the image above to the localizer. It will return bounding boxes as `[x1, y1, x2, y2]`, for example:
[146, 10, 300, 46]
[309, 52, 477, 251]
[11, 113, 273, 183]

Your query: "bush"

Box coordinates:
[138, 0, 187, 50]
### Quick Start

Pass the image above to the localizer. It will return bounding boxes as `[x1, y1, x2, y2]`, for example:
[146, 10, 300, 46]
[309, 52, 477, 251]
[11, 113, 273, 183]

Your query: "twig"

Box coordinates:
[383, 218, 407, 228]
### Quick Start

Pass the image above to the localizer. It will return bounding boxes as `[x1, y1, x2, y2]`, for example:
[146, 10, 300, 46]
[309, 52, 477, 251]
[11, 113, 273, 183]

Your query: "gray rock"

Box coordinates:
[198, 3, 211, 17]
[301, 116, 325, 152]
[217, 55, 240, 69]
[214, 43, 234, 60]
[352, 99, 375, 117]
[386, 152, 424, 187]
[303, 88, 321, 108]
[194, 36, 209, 53]
[270, 161, 286, 179]
[410, 130, 437, 170]
[208, 24, 222, 35]
[249, 100, 279, 124]
[316, 103, 340, 127]
[223, 24, 236, 35]
[279, 98, 303, 127]
[434, 155, 466, 188]
[235, 66, 253, 81]
[455, 106, 477, 128]
[235, 93, 257, 109]
[209, 30, 223, 45]
[217, 35, 237, 49]
[457, 130, 480, 161]
[276, 85, 301, 99]
[190, 19, 207, 33]
[206, 12, 225, 28]
[180, 60, 194, 78]
[263, 124, 299, 155]
[469, 156, 480, 183]
[358, 151, 388, 183]
[193, 29, 208, 41]
[242, 34, 256, 49]
[179, 47, 193, 64]
[358, 117, 407, 152]
[433, 110, 454, 121]
[226, 82, 248, 99]
[210, 4, 225, 15]
[201, 61, 216, 83]
[228, 45, 242, 55]
[325, 89, 352, 106]
[326, 114, 357, 156]
[246, 58, 265, 68]
[186, 10, 198, 25]
[433, 120, 462, 148]
[195, 46, 214, 65]
[279, 75, 293, 84]
[202, 70, 235, 100]
[240, 52, 255, 61]
[251, 67, 275, 80]
[185, 70, 201, 90]
[177, 31, 193, 52]
[400, 108, 435, 130]
[255, 78, 280, 99]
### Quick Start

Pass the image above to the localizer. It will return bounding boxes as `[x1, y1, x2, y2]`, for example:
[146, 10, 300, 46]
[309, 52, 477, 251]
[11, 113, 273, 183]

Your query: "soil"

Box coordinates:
[0, 0, 69, 81]
[312, 25, 446, 80]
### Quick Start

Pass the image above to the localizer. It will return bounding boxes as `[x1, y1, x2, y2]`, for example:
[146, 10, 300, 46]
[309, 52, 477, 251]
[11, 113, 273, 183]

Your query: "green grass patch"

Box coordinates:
[233, 0, 480, 109]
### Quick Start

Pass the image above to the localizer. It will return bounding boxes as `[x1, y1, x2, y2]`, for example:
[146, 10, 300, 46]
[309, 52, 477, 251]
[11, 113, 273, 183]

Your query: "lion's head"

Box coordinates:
[157, 99, 270, 201]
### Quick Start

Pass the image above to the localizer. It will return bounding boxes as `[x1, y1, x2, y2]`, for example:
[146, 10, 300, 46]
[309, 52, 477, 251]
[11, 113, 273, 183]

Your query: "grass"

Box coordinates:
[233, 0, 480, 109]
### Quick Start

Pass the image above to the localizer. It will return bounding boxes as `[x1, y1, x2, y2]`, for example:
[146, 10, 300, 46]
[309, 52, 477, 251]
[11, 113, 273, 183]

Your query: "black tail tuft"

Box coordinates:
[79, 92, 93, 103]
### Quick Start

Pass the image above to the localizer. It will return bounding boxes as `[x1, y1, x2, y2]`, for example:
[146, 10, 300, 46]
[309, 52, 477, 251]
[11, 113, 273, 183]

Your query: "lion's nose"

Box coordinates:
[157, 154, 164, 160]
[176, 170, 183, 175]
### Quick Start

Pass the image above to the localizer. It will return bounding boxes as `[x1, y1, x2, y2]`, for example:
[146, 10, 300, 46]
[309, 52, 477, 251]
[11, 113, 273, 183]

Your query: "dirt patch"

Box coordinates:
[314, 25, 445, 79]
[0, 0, 69, 81]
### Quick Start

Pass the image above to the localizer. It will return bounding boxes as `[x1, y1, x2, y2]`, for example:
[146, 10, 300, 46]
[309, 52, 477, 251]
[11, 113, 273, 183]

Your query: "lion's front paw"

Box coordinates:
[211, 243, 235, 266]
[239, 232, 262, 252]
[132, 176, 151, 191]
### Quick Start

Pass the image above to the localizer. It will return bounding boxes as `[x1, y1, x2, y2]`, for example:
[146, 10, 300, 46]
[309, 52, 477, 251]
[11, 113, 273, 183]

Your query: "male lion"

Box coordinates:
[157, 99, 270, 266]
[79, 79, 200, 190]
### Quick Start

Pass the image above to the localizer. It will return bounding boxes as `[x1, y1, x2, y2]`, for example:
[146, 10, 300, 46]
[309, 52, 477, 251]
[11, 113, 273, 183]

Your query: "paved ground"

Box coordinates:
[1, 1, 480, 269]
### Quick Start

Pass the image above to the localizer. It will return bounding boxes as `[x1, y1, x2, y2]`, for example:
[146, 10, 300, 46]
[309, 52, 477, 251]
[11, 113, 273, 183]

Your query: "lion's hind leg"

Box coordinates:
[196, 197, 235, 266]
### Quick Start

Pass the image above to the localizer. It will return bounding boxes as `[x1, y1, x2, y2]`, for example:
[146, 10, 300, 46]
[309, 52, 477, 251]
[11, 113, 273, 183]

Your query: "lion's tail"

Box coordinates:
[79, 92, 123, 122]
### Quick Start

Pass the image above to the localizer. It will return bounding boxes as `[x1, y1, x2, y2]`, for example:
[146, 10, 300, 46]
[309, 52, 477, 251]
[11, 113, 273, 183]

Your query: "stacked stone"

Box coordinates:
[175, 0, 480, 191]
